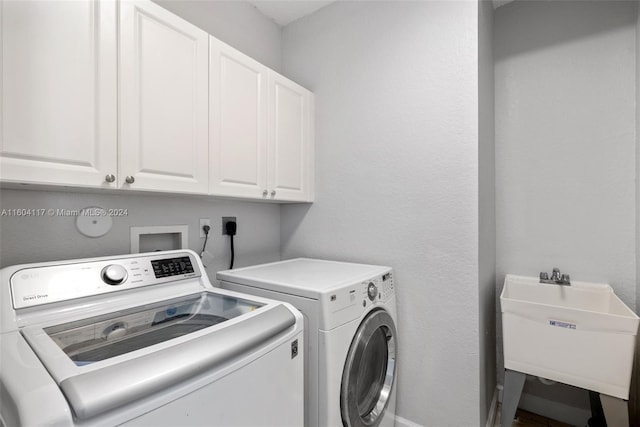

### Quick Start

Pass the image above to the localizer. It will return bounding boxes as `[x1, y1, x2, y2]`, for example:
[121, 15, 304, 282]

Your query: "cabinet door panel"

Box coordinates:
[1, 0, 117, 187]
[120, 0, 208, 193]
[268, 73, 313, 202]
[210, 38, 267, 198]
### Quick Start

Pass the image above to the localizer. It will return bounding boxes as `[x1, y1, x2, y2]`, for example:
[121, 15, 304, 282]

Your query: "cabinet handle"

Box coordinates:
[125, 176, 135, 184]
[270, 190, 276, 197]
[262, 190, 268, 197]
[105, 174, 116, 183]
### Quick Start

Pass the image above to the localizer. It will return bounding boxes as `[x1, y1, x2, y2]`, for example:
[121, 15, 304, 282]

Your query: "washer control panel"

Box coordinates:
[10, 252, 200, 309]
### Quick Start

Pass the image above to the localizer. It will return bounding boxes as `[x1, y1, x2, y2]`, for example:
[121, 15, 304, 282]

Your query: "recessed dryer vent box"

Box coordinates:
[130, 225, 188, 253]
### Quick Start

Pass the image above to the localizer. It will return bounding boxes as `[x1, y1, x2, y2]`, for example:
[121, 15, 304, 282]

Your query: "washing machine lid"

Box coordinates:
[21, 290, 296, 420]
[217, 258, 391, 299]
[341, 309, 397, 427]
[41, 291, 260, 365]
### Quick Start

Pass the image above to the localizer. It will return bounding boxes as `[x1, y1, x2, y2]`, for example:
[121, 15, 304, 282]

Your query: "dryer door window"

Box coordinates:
[340, 309, 397, 427]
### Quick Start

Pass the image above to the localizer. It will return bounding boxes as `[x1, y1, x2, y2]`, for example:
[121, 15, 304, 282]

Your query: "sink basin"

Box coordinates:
[501, 275, 639, 399]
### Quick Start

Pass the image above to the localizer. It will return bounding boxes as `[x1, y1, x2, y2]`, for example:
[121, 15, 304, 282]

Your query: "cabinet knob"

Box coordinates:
[125, 176, 135, 184]
[270, 190, 276, 197]
[105, 174, 116, 183]
[263, 190, 268, 197]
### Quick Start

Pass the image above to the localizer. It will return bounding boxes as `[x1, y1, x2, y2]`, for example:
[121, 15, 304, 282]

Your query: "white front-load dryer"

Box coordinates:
[217, 258, 398, 427]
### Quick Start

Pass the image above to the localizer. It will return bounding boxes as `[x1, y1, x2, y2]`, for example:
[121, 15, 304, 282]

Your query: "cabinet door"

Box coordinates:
[1, 0, 117, 187]
[209, 37, 268, 199]
[119, 0, 208, 194]
[267, 73, 314, 202]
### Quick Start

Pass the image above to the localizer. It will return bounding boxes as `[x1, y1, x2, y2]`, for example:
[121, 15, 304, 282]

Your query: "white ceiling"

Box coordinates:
[247, 1, 336, 27]
[248, 0, 516, 28]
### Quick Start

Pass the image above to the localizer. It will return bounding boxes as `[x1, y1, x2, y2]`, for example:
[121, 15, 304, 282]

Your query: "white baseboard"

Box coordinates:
[395, 389, 499, 427]
[486, 387, 499, 427]
[395, 415, 425, 427]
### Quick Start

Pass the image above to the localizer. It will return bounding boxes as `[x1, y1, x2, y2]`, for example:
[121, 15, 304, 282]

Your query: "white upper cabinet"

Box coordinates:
[268, 73, 314, 202]
[0, 0, 118, 187]
[119, 0, 209, 194]
[210, 37, 314, 202]
[1, 0, 312, 201]
[209, 37, 268, 199]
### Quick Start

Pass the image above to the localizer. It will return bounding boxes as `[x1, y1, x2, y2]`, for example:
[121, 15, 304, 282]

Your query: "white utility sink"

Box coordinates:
[501, 275, 639, 399]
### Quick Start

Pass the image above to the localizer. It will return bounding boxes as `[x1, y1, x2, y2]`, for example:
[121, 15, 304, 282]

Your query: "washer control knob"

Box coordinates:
[101, 264, 128, 285]
[367, 282, 377, 301]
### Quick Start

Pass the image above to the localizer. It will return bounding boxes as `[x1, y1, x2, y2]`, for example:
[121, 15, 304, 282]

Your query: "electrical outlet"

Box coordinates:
[222, 216, 236, 235]
[199, 218, 211, 238]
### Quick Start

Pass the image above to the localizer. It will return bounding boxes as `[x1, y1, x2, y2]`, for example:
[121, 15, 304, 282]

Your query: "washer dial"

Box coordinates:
[101, 264, 128, 285]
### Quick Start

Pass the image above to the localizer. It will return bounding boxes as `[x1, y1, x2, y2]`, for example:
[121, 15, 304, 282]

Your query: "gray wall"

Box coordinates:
[637, 0, 640, 337]
[280, 2, 483, 425]
[0, 2, 284, 278]
[636, 4, 640, 421]
[153, 0, 282, 72]
[0, 189, 280, 275]
[478, 0, 496, 423]
[495, 1, 637, 424]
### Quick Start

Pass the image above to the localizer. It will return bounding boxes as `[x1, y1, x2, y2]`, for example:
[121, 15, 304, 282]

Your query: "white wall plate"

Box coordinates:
[76, 207, 113, 238]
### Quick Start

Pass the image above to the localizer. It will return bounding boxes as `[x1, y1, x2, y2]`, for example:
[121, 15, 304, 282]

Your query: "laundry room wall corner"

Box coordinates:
[478, 0, 496, 425]
[280, 1, 483, 425]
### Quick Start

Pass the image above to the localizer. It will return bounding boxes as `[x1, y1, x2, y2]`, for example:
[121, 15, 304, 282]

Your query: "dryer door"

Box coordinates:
[340, 309, 397, 427]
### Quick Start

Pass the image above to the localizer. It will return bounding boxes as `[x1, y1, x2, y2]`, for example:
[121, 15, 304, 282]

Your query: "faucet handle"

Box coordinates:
[540, 272, 549, 280]
[561, 274, 570, 282]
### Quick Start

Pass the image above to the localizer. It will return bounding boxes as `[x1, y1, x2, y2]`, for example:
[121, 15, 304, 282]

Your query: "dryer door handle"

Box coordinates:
[59, 304, 296, 420]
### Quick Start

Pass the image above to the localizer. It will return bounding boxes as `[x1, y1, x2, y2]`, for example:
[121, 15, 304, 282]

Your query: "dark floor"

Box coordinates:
[494, 405, 574, 427]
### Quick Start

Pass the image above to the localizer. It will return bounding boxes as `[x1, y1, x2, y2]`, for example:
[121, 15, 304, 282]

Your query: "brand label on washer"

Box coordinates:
[549, 320, 576, 330]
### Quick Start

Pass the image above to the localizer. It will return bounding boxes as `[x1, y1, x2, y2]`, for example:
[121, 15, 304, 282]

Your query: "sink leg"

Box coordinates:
[600, 394, 629, 427]
[501, 369, 526, 426]
[588, 391, 606, 426]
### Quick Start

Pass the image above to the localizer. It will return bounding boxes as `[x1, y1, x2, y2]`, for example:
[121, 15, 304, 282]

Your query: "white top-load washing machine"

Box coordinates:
[0, 250, 304, 427]
[217, 258, 397, 427]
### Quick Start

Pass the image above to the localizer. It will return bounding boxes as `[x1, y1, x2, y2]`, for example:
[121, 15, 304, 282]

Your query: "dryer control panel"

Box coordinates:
[361, 271, 394, 308]
[10, 252, 201, 309]
[322, 269, 394, 330]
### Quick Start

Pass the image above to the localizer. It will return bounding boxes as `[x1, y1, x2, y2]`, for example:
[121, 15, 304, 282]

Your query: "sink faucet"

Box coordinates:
[540, 268, 571, 286]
